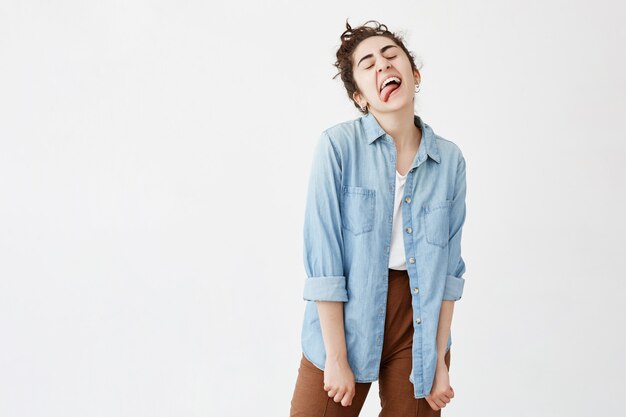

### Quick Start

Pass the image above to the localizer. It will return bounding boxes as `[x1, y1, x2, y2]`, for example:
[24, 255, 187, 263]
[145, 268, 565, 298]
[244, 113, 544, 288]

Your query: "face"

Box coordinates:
[351, 36, 420, 114]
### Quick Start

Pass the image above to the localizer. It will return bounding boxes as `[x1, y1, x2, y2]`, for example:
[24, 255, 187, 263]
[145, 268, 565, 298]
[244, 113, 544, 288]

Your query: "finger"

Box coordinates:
[426, 397, 439, 411]
[346, 390, 355, 402]
[430, 395, 445, 409]
[450, 386, 455, 398]
[333, 389, 346, 403]
[434, 397, 446, 408]
[342, 390, 355, 406]
[327, 388, 337, 398]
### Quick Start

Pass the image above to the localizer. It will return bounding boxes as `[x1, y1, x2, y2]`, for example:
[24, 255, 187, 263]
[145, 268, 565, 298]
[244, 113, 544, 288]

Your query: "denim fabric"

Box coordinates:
[300, 111, 467, 399]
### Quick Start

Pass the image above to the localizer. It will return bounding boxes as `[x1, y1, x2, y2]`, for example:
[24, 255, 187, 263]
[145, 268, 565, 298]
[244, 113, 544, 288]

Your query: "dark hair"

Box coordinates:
[332, 19, 421, 114]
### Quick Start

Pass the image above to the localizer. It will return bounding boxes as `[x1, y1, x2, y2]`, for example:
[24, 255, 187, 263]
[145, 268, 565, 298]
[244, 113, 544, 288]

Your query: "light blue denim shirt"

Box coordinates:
[300, 111, 467, 399]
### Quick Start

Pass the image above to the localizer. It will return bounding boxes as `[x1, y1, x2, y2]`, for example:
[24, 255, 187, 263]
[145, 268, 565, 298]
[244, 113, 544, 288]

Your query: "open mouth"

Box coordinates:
[379, 76, 402, 102]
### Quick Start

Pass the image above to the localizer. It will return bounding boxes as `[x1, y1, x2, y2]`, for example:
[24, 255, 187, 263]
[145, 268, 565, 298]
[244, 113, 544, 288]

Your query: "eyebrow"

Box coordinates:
[357, 44, 398, 67]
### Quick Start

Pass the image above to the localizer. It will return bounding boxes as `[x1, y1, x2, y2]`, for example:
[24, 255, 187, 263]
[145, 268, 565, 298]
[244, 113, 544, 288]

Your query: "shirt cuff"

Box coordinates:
[442, 274, 465, 301]
[303, 276, 348, 302]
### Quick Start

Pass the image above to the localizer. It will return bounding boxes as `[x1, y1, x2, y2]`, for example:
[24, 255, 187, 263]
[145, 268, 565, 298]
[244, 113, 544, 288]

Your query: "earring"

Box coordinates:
[415, 82, 421, 93]
[360, 103, 368, 112]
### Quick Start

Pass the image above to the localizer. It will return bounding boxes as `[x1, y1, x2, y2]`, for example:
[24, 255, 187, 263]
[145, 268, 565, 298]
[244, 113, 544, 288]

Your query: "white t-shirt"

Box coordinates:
[388, 169, 408, 270]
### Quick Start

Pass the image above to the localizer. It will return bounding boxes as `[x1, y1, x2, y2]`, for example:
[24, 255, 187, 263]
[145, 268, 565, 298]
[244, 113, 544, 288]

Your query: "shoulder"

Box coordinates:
[320, 116, 366, 150]
[433, 132, 464, 158]
[428, 126, 465, 170]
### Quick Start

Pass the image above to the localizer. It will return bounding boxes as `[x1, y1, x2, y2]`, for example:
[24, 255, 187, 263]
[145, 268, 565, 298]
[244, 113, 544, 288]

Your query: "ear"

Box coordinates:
[352, 91, 364, 107]
[414, 69, 421, 84]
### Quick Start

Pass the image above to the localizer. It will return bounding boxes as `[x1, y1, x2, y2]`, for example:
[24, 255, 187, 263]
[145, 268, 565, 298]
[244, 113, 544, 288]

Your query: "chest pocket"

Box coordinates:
[341, 186, 375, 236]
[422, 200, 452, 247]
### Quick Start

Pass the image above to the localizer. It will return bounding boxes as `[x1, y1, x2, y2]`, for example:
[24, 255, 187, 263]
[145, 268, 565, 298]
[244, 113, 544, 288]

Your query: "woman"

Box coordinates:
[290, 20, 467, 417]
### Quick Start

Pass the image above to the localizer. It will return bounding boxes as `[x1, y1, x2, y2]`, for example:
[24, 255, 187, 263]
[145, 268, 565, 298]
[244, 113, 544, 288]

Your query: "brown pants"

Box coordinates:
[290, 268, 451, 417]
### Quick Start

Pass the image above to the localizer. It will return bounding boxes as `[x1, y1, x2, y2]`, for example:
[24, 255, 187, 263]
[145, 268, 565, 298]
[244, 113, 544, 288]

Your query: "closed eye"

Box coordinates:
[365, 56, 397, 69]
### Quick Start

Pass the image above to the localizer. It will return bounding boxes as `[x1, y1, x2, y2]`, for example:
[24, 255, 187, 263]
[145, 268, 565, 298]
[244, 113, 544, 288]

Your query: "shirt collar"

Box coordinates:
[361, 112, 441, 164]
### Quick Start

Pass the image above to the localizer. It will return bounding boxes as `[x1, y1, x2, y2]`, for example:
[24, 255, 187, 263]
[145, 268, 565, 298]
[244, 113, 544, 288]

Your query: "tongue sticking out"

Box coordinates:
[381, 82, 400, 102]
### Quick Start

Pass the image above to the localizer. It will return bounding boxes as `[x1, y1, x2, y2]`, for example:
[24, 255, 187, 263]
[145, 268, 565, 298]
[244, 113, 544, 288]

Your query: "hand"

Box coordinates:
[425, 361, 454, 411]
[323, 356, 356, 407]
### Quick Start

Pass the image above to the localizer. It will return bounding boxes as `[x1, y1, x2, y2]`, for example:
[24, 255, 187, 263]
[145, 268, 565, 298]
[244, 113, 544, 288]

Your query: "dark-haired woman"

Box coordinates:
[290, 20, 468, 417]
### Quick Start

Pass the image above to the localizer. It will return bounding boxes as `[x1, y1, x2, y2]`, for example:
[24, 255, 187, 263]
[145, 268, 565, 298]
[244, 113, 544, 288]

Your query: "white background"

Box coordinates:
[1, 1, 625, 416]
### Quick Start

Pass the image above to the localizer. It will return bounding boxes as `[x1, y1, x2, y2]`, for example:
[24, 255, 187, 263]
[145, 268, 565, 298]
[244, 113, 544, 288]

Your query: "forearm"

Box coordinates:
[315, 301, 348, 361]
[436, 300, 455, 365]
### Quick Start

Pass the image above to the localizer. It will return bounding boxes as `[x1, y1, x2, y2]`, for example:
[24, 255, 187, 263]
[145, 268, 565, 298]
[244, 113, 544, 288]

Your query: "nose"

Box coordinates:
[377, 60, 391, 72]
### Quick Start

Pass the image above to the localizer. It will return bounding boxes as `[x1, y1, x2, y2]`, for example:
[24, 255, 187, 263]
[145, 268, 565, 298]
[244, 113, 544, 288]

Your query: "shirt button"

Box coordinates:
[409, 257, 415, 264]
[415, 318, 421, 324]
[406, 227, 412, 234]
[404, 196, 411, 203]
[413, 287, 419, 294]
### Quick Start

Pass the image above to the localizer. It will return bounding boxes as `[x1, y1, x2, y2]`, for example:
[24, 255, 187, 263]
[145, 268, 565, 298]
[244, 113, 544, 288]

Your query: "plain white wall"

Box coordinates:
[1, 1, 625, 416]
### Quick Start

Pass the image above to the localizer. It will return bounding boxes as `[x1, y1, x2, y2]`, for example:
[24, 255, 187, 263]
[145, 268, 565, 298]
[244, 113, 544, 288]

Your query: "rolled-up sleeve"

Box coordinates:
[443, 154, 467, 301]
[302, 131, 348, 302]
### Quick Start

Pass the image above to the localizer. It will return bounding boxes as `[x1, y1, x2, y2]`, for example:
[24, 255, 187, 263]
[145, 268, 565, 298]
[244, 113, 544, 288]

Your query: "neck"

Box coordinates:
[370, 106, 421, 150]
